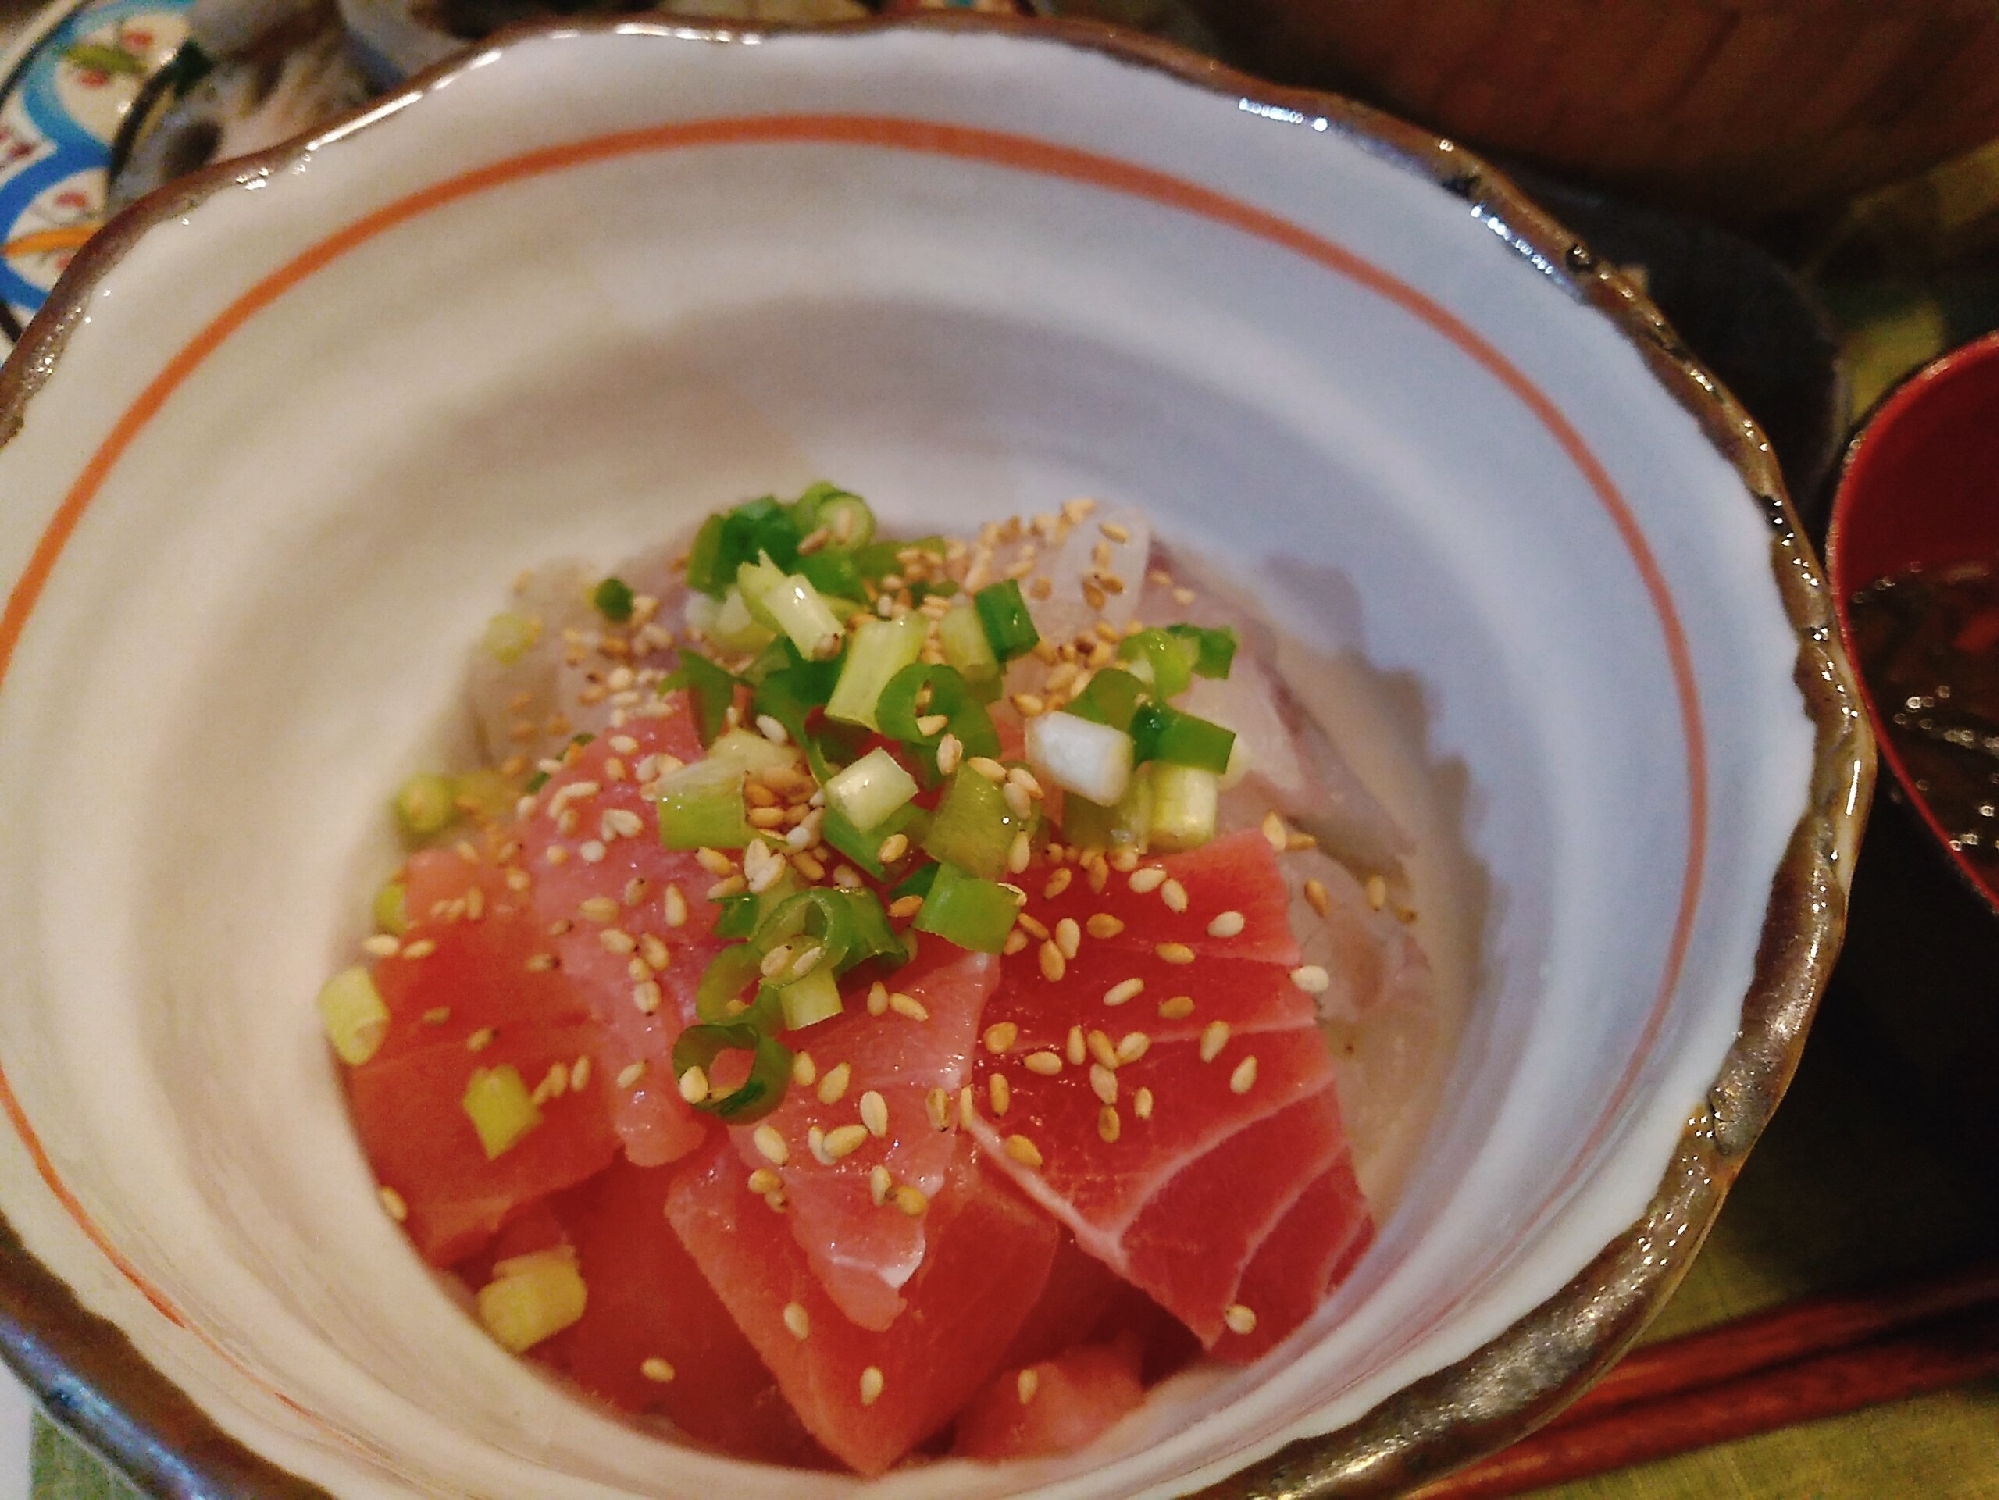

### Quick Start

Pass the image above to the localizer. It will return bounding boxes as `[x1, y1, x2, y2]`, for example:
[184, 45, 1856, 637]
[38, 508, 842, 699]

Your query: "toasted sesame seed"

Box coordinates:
[362, 934, 400, 958]
[603, 808, 644, 840]
[1098, 1105, 1122, 1143]
[1225, 1304, 1258, 1336]
[601, 928, 637, 955]
[401, 938, 438, 960]
[1007, 830, 1032, 874]
[663, 884, 688, 927]
[1004, 780, 1034, 818]
[870, 1165, 893, 1205]
[747, 806, 788, 829]
[1002, 930, 1030, 955]
[817, 1062, 852, 1105]
[1364, 874, 1389, 911]
[640, 933, 671, 970]
[823, 1124, 869, 1160]
[989, 1073, 1012, 1115]
[1156, 942, 1196, 965]
[1017, 913, 1050, 941]
[423, 1006, 452, 1025]
[927, 1086, 952, 1131]
[1060, 1025, 1083, 1066]
[1086, 859, 1110, 893]
[867, 981, 889, 1016]
[1128, 866, 1168, 893]
[1004, 1134, 1045, 1168]
[544, 846, 568, 865]
[1287, 832, 1318, 852]
[678, 1066, 710, 1105]
[576, 897, 617, 925]
[782, 1302, 811, 1340]
[1085, 913, 1125, 940]
[641, 1356, 676, 1383]
[1116, 1032, 1151, 1064]
[936, 733, 964, 775]
[1087, 1029, 1121, 1072]
[887, 894, 925, 920]
[1134, 1086, 1154, 1120]
[1158, 995, 1196, 1021]
[1103, 976, 1145, 1008]
[467, 1027, 495, 1052]
[1100, 520, 1131, 543]
[1011, 693, 1047, 718]
[1230, 1055, 1260, 1094]
[1207, 909, 1245, 938]
[1053, 917, 1081, 960]
[1290, 964, 1331, 995]
[1017, 1368, 1041, 1403]
[524, 952, 557, 972]
[570, 1056, 592, 1090]
[378, 1185, 408, 1222]
[792, 1051, 818, 1088]
[1261, 812, 1287, 851]
[1043, 867, 1074, 899]
[504, 868, 532, 892]
[984, 1021, 1019, 1053]
[1024, 1050, 1064, 1076]
[860, 1090, 890, 1138]
[860, 1367, 885, 1406]
[1039, 940, 1066, 982]
[748, 1168, 783, 1198]
[753, 1125, 789, 1165]
[633, 980, 663, 1014]
[1158, 878, 1189, 913]
[959, 1085, 977, 1128]
[877, 832, 910, 864]
[1200, 1020, 1232, 1062]
[892, 1184, 929, 1217]
[578, 840, 607, 864]
[616, 1060, 646, 1089]
[1089, 1063, 1119, 1105]
[968, 756, 1008, 782]
[1304, 878, 1333, 917]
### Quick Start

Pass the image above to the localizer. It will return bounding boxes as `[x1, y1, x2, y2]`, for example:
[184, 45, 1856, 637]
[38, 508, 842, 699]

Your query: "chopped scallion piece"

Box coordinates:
[462, 1065, 542, 1159]
[824, 747, 920, 833]
[663, 652, 740, 747]
[707, 727, 805, 779]
[671, 1022, 792, 1122]
[737, 555, 845, 661]
[1063, 668, 1145, 733]
[820, 801, 922, 880]
[754, 887, 903, 974]
[655, 760, 753, 849]
[477, 1250, 587, 1352]
[922, 768, 1030, 880]
[1061, 764, 1152, 851]
[481, 611, 540, 665]
[593, 576, 635, 623]
[794, 483, 876, 551]
[696, 944, 769, 1023]
[913, 862, 1021, 954]
[825, 614, 927, 729]
[877, 663, 1002, 768]
[937, 603, 1002, 693]
[775, 964, 843, 1029]
[1166, 622, 1238, 678]
[1129, 701, 1236, 773]
[974, 578, 1040, 662]
[708, 587, 776, 653]
[451, 767, 516, 824]
[317, 965, 389, 1066]
[1147, 762, 1220, 851]
[1025, 710, 1135, 806]
[1117, 628, 1201, 700]
[393, 772, 457, 838]
[372, 878, 409, 937]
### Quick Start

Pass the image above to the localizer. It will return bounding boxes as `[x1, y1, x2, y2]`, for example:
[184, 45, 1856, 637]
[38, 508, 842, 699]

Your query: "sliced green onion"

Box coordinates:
[1117, 629, 1201, 700]
[1025, 710, 1135, 806]
[820, 801, 922, 880]
[1061, 764, 1152, 852]
[798, 548, 865, 602]
[890, 861, 939, 903]
[708, 587, 777, 653]
[452, 767, 517, 824]
[671, 1022, 791, 1123]
[737, 555, 845, 661]
[481, 610, 541, 665]
[317, 965, 389, 1066]
[913, 862, 1021, 954]
[793, 483, 876, 551]
[775, 965, 844, 1030]
[825, 614, 928, 729]
[853, 535, 946, 582]
[922, 767, 1031, 880]
[1063, 668, 1146, 733]
[393, 772, 458, 837]
[938, 604, 1002, 694]
[1166, 622, 1238, 679]
[663, 652, 739, 747]
[707, 727, 805, 779]
[824, 747, 920, 833]
[877, 663, 1002, 767]
[462, 1064, 541, 1159]
[1147, 762, 1220, 851]
[688, 497, 804, 595]
[686, 512, 733, 596]
[655, 759, 753, 849]
[593, 576, 635, 623]
[477, 1250, 587, 1352]
[696, 944, 768, 1023]
[755, 887, 903, 975]
[1129, 701, 1236, 773]
[372, 878, 408, 937]
[974, 578, 1040, 662]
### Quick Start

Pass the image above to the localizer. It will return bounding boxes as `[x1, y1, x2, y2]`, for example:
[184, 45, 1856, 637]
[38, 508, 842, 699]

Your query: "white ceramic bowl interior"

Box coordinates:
[0, 23, 1819, 1498]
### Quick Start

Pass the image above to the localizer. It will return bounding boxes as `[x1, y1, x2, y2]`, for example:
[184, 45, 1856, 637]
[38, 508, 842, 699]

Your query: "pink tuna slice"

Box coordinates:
[519, 694, 719, 1166]
[732, 939, 998, 1331]
[967, 833, 1371, 1349]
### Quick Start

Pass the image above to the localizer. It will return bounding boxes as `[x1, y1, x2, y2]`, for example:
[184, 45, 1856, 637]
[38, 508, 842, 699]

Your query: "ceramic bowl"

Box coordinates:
[0, 15, 1869, 1497]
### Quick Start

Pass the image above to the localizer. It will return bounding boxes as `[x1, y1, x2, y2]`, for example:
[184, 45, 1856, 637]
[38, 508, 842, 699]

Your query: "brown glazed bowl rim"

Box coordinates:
[0, 12, 1873, 1497]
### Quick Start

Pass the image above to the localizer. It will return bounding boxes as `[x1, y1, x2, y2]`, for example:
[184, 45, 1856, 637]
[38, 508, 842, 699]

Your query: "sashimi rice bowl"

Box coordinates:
[0, 15, 1868, 1500]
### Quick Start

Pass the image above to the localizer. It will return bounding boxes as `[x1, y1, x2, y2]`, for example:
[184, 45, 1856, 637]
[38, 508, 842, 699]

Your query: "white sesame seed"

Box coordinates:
[817, 1062, 852, 1105]
[400, 938, 438, 960]
[792, 1051, 817, 1088]
[989, 1073, 1011, 1115]
[860, 1090, 890, 1138]
[1225, 1304, 1258, 1336]
[1087, 1030, 1120, 1072]
[892, 1184, 929, 1217]
[1262, 812, 1287, 851]
[1043, 867, 1074, 899]
[1160, 878, 1189, 913]
[678, 1066, 710, 1104]
[1024, 1050, 1064, 1076]
[1098, 1105, 1122, 1143]
[578, 895, 620, 923]
[1066, 1024, 1087, 1067]
[1156, 942, 1195, 965]
[867, 981, 889, 1016]
[1054, 917, 1081, 959]
[1090, 1064, 1119, 1105]
[1207, 909, 1245, 938]
[877, 831, 910, 864]
[633, 981, 662, 1014]
[616, 1061, 646, 1089]
[641, 1357, 676, 1383]
[1290, 965, 1331, 995]
[860, 1367, 885, 1406]
[889, 991, 929, 1022]
[1116, 1032, 1151, 1064]
[756, 713, 789, 744]
[1230, 1056, 1260, 1094]
[1128, 866, 1168, 894]
[1134, 1086, 1154, 1120]
[1004, 1134, 1044, 1168]
[1039, 941, 1066, 982]
[362, 934, 400, 958]
[1103, 977, 1145, 1008]
[749, 1167, 782, 1196]
[870, 1165, 893, 1205]
[753, 1125, 789, 1165]
[984, 1021, 1019, 1053]
[783, 1302, 811, 1340]
[378, 1185, 408, 1222]
[578, 840, 607, 863]
[601, 928, 637, 955]
[466, 1027, 495, 1052]
[823, 1124, 869, 1161]
[1201, 1020, 1232, 1063]
[936, 733, 963, 775]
